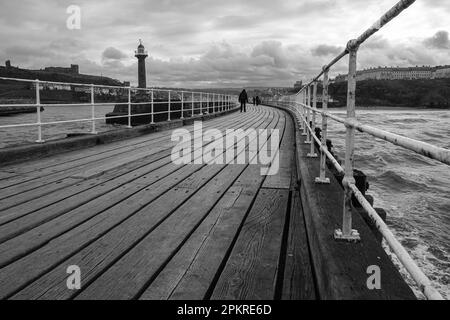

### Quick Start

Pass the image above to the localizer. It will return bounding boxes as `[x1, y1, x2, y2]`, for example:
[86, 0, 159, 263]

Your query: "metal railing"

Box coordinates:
[271, 0, 447, 300]
[0, 77, 238, 143]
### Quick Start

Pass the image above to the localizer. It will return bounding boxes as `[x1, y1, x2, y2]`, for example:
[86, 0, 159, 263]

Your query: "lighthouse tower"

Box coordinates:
[135, 40, 148, 88]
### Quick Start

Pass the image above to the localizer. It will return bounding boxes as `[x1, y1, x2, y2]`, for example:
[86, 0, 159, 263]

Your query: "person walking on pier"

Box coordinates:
[239, 89, 248, 113]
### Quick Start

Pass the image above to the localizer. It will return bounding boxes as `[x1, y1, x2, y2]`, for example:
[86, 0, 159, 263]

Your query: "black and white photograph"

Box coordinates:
[0, 0, 448, 309]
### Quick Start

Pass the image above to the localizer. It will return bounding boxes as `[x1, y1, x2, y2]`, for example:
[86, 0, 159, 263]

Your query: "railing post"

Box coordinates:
[192, 92, 195, 117]
[151, 89, 155, 124]
[301, 90, 307, 136]
[181, 91, 184, 119]
[316, 67, 331, 184]
[335, 40, 360, 242]
[90, 84, 97, 134]
[168, 91, 171, 121]
[127, 86, 132, 128]
[200, 92, 203, 114]
[304, 86, 311, 142]
[35, 79, 44, 143]
[308, 82, 318, 157]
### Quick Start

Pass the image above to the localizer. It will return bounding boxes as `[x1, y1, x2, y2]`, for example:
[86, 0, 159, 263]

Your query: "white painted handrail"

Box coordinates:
[0, 76, 238, 142]
[271, 0, 445, 300]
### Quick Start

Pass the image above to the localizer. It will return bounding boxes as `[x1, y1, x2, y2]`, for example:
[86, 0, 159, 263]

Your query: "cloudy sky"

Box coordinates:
[0, 0, 449, 88]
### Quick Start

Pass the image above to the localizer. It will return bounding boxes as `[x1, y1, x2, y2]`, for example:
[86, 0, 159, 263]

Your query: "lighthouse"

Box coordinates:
[135, 40, 148, 88]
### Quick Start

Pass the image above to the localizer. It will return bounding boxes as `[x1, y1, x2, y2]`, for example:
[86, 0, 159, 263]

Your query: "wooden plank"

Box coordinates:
[73, 110, 281, 300]
[6, 108, 278, 300]
[0, 162, 190, 264]
[262, 116, 294, 190]
[210, 188, 289, 300]
[0, 150, 169, 211]
[0, 109, 255, 192]
[0, 107, 249, 177]
[0, 111, 254, 197]
[0, 109, 272, 251]
[0, 109, 268, 213]
[0, 156, 175, 231]
[140, 165, 265, 300]
[282, 190, 316, 300]
[74, 165, 248, 300]
[3, 164, 205, 300]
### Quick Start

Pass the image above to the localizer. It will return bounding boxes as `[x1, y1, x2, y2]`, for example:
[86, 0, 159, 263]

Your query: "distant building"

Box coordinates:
[5, 60, 11, 69]
[334, 65, 450, 82]
[44, 64, 79, 75]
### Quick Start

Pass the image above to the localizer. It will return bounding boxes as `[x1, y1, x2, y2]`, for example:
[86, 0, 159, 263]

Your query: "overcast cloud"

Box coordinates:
[0, 0, 449, 88]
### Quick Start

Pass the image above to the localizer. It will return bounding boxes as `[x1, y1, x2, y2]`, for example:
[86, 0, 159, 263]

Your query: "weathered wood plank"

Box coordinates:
[0, 108, 254, 197]
[74, 165, 249, 300]
[6, 107, 278, 300]
[73, 110, 281, 300]
[0, 109, 271, 260]
[211, 188, 290, 300]
[0, 107, 250, 177]
[0, 109, 267, 216]
[140, 165, 266, 300]
[282, 190, 316, 300]
[3, 165, 204, 300]
[0, 110, 255, 197]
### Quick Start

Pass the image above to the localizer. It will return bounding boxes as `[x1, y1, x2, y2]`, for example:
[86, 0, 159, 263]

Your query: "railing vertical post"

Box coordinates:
[302, 90, 308, 135]
[200, 92, 203, 114]
[308, 82, 318, 157]
[192, 92, 194, 117]
[151, 89, 155, 124]
[90, 84, 97, 134]
[181, 91, 184, 120]
[35, 79, 44, 143]
[305, 86, 311, 142]
[127, 87, 132, 128]
[207, 93, 209, 114]
[316, 67, 331, 184]
[335, 40, 360, 242]
[168, 91, 171, 121]
[213, 94, 216, 113]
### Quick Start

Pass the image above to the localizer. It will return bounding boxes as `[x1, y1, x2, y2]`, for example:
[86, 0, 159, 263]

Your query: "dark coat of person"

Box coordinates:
[239, 90, 248, 103]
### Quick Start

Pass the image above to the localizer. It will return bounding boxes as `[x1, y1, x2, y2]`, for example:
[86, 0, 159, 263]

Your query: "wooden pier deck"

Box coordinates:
[0, 105, 316, 300]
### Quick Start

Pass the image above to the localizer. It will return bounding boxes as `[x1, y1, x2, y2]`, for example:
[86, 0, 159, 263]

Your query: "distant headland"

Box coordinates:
[0, 60, 125, 87]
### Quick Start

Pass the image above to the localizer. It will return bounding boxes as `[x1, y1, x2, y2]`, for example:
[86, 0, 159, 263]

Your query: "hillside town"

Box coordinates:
[334, 65, 450, 82]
